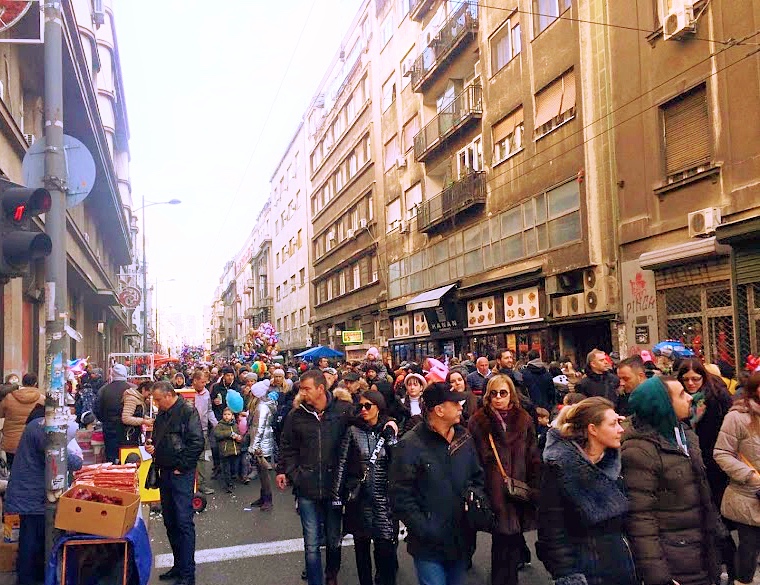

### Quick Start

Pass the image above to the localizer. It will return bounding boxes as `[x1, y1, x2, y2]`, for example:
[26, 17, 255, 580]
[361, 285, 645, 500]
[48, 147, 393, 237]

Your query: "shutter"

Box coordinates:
[663, 85, 711, 175]
[655, 257, 731, 289]
[735, 247, 760, 286]
[534, 77, 563, 128]
[492, 111, 516, 144]
[560, 69, 576, 115]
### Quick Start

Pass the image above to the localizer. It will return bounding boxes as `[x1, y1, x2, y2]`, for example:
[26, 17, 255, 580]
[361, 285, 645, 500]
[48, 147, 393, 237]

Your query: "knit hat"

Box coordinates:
[252, 380, 270, 399]
[362, 389, 386, 412]
[627, 376, 681, 445]
[404, 372, 427, 389]
[366, 347, 380, 360]
[111, 364, 128, 381]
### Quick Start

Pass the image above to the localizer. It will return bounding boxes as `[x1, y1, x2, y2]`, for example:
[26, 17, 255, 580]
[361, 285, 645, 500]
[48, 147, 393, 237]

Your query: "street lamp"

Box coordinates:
[135, 198, 181, 351]
[152, 278, 176, 354]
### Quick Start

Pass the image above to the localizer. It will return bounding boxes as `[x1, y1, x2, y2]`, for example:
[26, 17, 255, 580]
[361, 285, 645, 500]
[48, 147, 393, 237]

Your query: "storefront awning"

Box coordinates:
[639, 236, 731, 270]
[406, 284, 457, 312]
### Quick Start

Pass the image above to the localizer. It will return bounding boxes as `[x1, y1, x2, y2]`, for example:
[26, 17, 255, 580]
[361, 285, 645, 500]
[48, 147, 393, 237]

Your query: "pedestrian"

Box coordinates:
[147, 381, 205, 585]
[447, 368, 478, 424]
[468, 375, 541, 585]
[210, 366, 237, 477]
[575, 349, 620, 407]
[249, 381, 276, 511]
[190, 370, 217, 495]
[276, 370, 353, 585]
[214, 407, 244, 493]
[92, 364, 134, 463]
[399, 372, 426, 435]
[519, 350, 555, 411]
[713, 370, 760, 585]
[616, 355, 647, 417]
[536, 397, 636, 585]
[120, 379, 153, 447]
[389, 382, 485, 585]
[493, 348, 524, 387]
[332, 390, 399, 585]
[621, 376, 721, 585]
[0, 373, 44, 468]
[466, 357, 492, 397]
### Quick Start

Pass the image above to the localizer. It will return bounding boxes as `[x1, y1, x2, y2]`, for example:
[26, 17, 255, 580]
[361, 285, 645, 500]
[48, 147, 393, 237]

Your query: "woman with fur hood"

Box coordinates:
[621, 376, 721, 585]
[536, 396, 636, 585]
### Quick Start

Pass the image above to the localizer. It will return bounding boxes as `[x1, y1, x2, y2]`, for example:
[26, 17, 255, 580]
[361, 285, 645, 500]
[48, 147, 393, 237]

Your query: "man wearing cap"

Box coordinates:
[343, 371, 362, 404]
[93, 364, 135, 463]
[389, 382, 485, 585]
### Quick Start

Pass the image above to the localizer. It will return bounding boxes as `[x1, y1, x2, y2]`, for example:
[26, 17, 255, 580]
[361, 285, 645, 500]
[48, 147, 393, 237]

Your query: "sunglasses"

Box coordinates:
[358, 403, 375, 411]
[489, 389, 510, 398]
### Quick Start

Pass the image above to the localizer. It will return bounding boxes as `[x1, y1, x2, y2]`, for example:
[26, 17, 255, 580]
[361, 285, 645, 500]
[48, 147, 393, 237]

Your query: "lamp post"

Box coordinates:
[135, 198, 181, 352]
[152, 278, 176, 354]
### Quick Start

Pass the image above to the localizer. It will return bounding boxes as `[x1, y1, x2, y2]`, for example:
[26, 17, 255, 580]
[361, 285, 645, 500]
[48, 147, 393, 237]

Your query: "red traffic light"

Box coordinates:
[2, 187, 52, 221]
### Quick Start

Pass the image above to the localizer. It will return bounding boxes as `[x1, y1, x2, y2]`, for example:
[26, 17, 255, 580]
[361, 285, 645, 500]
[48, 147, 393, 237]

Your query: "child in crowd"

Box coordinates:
[536, 407, 550, 453]
[214, 408, 243, 493]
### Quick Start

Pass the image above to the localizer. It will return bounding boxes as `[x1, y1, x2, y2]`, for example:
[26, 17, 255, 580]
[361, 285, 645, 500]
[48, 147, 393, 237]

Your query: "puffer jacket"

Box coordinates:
[576, 370, 620, 406]
[276, 391, 353, 500]
[537, 429, 636, 585]
[332, 417, 397, 540]
[121, 387, 146, 445]
[0, 387, 45, 454]
[621, 423, 721, 585]
[713, 400, 760, 526]
[249, 397, 276, 458]
[520, 360, 556, 410]
[389, 422, 484, 562]
[214, 419, 242, 457]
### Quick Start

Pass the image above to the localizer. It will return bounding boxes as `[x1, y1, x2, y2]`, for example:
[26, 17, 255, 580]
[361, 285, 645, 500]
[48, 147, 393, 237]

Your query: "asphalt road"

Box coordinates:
[146, 477, 553, 585]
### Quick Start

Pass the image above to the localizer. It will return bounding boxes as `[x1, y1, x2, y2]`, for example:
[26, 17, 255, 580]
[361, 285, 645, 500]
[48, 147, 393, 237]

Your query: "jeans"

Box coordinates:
[17, 514, 44, 585]
[103, 425, 121, 463]
[196, 435, 210, 490]
[736, 522, 760, 583]
[159, 469, 196, 581]
[491, 533, 524, 585]
[413, 558, 467, 585]
[220, 454, 240, 489]
[297, 497, 343, 585]
[355, 537, 397, 585]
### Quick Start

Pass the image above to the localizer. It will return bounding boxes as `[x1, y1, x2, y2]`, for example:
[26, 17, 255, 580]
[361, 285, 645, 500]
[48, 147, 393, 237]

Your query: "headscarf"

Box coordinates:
[628, 376, 688, 451]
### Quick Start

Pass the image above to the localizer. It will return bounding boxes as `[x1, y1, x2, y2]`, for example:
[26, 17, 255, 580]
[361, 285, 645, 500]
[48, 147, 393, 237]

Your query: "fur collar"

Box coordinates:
[470, 406, 532, 445]
[543, 428, 628, 525]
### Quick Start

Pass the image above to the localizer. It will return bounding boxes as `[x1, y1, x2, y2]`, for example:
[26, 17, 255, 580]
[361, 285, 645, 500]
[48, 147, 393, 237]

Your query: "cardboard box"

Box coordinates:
[55, 485, 140, 539]
[0, 542, 18, 573]
[2, 515, 19, 543]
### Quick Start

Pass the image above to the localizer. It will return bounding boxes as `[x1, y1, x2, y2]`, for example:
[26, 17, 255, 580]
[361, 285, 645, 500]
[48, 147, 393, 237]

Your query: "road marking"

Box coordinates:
[154, 536, 355, 568]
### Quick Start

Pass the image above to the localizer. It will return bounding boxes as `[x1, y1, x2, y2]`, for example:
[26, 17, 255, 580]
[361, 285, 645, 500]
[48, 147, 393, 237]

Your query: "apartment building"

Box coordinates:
[1, 0, 136, 378]
[611, 0, 760, 367]
[270, 124, 311, 357]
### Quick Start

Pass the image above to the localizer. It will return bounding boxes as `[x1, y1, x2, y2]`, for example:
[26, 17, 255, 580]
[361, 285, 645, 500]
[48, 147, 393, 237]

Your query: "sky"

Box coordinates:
[116, 0, 364, 340]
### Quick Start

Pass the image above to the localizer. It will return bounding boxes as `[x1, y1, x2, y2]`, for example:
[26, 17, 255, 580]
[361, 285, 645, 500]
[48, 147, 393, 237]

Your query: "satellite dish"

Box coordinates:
[22, 134, 97, 208]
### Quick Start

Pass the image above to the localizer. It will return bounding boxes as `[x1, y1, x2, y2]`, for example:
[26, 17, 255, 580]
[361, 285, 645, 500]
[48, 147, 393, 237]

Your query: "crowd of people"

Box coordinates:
[1, 342, 759, 585]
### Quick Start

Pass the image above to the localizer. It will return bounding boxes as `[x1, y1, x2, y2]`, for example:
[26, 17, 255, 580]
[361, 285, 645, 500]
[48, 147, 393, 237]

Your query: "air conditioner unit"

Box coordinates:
[397, 156, 407, 169]
[401, 58, 414, 77]
[551, 295, 568, 318]
[688, 207, 721, 238]
[93, 0, 105, 25]
[359, 218, 368, 229]
[291, 285, 296, 292]
[399, 220, 410, 234]
[83, 232, 90, 244]
[567, 293, 586, 316]
[663, 0, 696, 41]
[335, 330, 343, 337]
[347, 228, 355, 239]
[582, 266, 610, 313]
[23, 133, 35, 147]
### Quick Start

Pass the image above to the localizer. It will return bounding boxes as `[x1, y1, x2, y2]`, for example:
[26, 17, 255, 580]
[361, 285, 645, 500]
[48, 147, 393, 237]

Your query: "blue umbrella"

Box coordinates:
[295, 346, 345, 360]
[652, 340, 696, 359]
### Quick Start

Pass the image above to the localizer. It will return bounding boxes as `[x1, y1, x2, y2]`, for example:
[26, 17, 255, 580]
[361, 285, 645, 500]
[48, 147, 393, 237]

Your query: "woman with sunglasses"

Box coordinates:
[332, 391, 398, 585]
[468, 375, 541, 585]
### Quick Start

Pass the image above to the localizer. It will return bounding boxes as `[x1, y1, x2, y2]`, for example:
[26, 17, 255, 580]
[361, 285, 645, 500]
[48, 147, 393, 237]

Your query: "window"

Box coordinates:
[380, 13, 394, 47]
[299, 268, 305, 286]
[661, 84, 710, 177]
[276, 286, 281, 302]
[386, 198, 402, 232]
[290, 274, 296, 288]
[297, 229, 303, 249]
[275, 252, 280, 267]
[277, 318, 282, 331]
[493, 106, 525, 163]
[284, 315, 289, 330]
[367, 194, 374, 220]
[384, 135, 399, 171]
[382, 76, 396, 111]
[353, 263, 361, 289]
[283, 280, 288, 296]
[300, 307, 306, 324]
[534, 68, 576, 138]
[533, 0, 572, 35]
[405, 183, 423, 220]
[456, 137, 483, 177]
[402, 114, 420, 152]
[490, 17, 521, 74]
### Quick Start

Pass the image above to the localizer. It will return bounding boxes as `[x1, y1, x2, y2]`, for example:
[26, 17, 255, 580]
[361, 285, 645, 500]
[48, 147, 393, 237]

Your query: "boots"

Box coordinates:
[325, 575, 338, 585]
[260, 494, 273, 511]
[250, 496, 264, 508]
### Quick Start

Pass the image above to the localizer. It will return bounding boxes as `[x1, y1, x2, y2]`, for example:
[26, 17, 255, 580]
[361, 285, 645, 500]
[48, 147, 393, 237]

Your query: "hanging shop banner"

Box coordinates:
[393, 315, 411, 339]
[342, 330, 364, 345]
[466, 296, 496, 328]
[503, 286, 541, 324]
[413, 312, 430, 336]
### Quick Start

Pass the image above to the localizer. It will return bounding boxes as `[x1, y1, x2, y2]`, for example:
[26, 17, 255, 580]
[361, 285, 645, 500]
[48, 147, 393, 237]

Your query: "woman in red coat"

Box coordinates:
[468, 374, 541, 585]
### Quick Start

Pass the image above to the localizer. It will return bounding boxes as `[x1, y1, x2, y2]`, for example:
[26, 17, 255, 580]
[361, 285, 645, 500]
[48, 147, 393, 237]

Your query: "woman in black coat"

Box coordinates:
[332, 390, 398, 585]
[537, 397, 636, 585]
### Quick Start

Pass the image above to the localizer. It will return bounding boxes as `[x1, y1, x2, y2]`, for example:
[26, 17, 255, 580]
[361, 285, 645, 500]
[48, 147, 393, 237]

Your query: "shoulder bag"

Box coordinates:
[489, 433, 532, 503]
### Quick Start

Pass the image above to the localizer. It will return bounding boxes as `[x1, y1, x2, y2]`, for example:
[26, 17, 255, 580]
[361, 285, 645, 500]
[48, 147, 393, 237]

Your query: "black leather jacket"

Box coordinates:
[332, 417, 397, 540]
[152, 397, 204, 473]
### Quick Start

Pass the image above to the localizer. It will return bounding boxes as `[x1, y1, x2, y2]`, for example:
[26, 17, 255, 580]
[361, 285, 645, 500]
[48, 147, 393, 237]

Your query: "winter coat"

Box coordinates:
[713, 400, 760, 526]
[333, 417, 397, 540]
[520, 360, 556, 410]
[396, 396, 423, 436]
[249, 397, 276, 458]
[468, 406, 540, 535]
[536, 429, 636, 585]
[362, 359, 389, 381]
[210, 381, 237, 422]
[214, 419, 242, 458]
[93, 380, 133, 441]
[458, 391, 479, 424]
[389, 422, 485, 562]
[121, 387, 146, 446]
[0, 387, 45, 453]
[276, 391, 354, 500]
[466, 370, 491, 394]
[621, 423, 721, 585]
[152, 397, 204, 472]
[576, 370, 620, 406]
[5, 419, 82, 515]
[193, 388, 218, 438]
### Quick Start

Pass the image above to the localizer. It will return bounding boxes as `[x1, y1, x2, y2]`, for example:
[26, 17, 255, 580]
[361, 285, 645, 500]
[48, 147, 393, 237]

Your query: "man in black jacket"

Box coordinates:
[276, 370, 353, 585]
[576, 348, 620, 408]
[93, 363, 134, 463]
[389, 382, 485, 585]
[146, 381, 205, 585]
[521, 350, 556, 410]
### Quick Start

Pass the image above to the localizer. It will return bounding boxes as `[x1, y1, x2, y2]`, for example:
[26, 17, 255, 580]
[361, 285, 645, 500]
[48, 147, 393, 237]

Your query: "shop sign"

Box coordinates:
[620, 260, 658, 357]
[413, 312, 430, 335]
[393, 315, 411, 338]
[635, 325, 650, 345]
[425, 303, 461, 333]
[342, 330, 364, 345]
[466, 296, 496, 328]
[503, 286, 540, 324]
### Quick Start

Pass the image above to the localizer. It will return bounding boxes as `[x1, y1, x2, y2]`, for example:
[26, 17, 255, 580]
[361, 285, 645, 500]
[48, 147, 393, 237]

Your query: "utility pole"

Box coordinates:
[42, 0, 70, 557]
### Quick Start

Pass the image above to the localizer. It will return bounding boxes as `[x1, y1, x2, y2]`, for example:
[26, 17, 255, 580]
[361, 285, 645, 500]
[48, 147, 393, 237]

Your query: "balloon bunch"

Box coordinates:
[247, 322, 280, 356]
[746, 354, 760, 373]
[180, 344, 205, 364]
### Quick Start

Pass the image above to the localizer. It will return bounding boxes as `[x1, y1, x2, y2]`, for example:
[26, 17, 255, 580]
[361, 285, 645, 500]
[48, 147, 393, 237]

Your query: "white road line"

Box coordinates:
[154, 536, 355, 568]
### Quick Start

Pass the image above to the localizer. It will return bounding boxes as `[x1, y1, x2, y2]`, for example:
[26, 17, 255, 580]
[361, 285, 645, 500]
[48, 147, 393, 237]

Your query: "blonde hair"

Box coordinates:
[484, 374, 521, 411]
[558, 396, 615, 447]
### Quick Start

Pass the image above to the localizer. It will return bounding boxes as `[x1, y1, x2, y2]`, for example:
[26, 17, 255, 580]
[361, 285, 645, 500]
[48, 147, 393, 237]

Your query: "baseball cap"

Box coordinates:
[323, 367, 338, 376]
[344, 371, 360, 382]
[422, 382, 461, 408]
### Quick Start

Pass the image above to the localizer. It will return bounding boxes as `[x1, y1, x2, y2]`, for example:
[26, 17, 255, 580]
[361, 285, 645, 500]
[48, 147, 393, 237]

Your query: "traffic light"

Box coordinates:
[0, 178, 52, 279]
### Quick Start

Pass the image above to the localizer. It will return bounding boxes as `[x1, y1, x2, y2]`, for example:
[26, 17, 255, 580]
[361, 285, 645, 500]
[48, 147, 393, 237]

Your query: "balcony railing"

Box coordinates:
[417, 171, 486, 232]
[409, 0, 435, 22]
[411, 2, 478, 91]
[246, 278, 255, 289]
[414, 85, 482, 162]
[244, 307, 255, 319]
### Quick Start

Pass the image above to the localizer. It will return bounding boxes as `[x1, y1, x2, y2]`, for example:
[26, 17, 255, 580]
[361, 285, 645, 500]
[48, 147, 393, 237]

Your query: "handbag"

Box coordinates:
[488, 434, 532, 503]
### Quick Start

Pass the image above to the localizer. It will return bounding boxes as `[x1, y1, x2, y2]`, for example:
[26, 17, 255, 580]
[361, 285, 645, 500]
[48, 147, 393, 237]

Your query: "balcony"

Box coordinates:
[411, 2, 478, 92]
[246, 278, 255, 289]
[409, 0, 435, 22]
[244, 307, 255, 319]
[417, 171, 486, 232]
[255, 295, 273, 309]
[414, 85, 482, 162]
